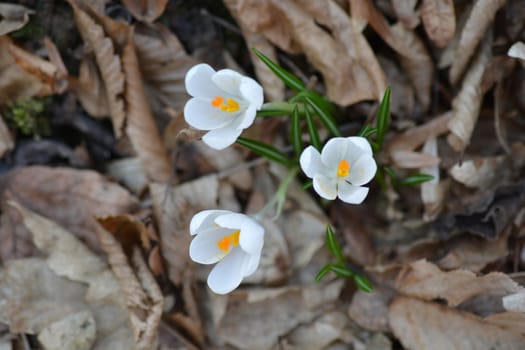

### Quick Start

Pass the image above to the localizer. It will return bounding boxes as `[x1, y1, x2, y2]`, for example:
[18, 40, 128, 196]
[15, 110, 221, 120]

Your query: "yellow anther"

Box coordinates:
[210, 96, 240, 113]
[337, 159, 350, 177]
[217, 230, 241, 251]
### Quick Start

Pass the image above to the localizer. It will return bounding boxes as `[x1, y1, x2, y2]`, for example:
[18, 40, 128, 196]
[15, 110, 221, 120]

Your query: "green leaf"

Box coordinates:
[304, 95, 341, 137]
[302, 179, 313, 189]
[383, 166, 397, 180]
[329, 264, 354, 278]
[399, 173, 435, 186]
[325, 225, 344, 261]
[358, 125, 377, 138]
[305, 106, 322, 151]
[376, 86, 391, 149]
[353, 274, 374, 293]
[252, 48, 306, 92]
[257, 102, 297, 117]
[236, 137, 292, 166]
[290, 105, 303, 158]
[315, 264, 333, 281]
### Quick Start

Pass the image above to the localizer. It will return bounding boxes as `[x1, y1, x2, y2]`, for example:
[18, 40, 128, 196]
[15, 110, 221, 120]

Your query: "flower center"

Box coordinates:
[217, 230, 240, 251]
[211, 96, 240, 113]
[337, 159, 350, 177]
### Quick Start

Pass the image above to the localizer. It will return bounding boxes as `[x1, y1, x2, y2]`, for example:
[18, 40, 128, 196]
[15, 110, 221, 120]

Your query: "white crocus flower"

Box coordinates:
[300, 137, 377, 204]
[184, 64, 264, 150]
[189, 209, 265, 294]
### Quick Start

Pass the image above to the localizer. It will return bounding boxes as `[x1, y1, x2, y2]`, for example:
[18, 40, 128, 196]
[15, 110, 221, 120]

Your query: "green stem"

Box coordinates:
[254, 166, 299, 220]
[256, 102, 305, 117]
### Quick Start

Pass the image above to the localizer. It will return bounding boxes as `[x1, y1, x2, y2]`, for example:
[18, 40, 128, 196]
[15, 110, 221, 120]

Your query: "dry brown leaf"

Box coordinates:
[390, 150, 440, 169]
[212, 281, 344, 349]
[285, 311, 350, 349]
[389, 112, 451, 152]
[484, 312, 525, 337]
[0, 4, 34, 35]
[420, 137, 446, 221]
[37, 311, 96, 350]
[420, 0, 455, 48]
[134, 24, 197, 113]
[348, 289, 391, 332]
[150, 175, 219, 285]
[0, 166, 138, 261]
[449, 0, 505, 84]
[122, 35, 172, 183]
[96, 220, 163, 350]
[377, 55, 415, 117]
[0, 114, 13, 159]
[69, 56, 109, 118]
[107, 157, 149, 195]
[224, 0, 285, 102]
[69, 1, 126, 137]
[395, 260, 523, 307]
[389, 296, 525, 349]
[447, 35, 491, 152]
[121, 0, 168, 23]
[392, 0, 419, 29]
[449, 156, 507, 189]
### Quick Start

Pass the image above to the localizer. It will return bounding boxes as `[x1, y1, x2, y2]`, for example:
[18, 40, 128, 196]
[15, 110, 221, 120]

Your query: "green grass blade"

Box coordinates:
[315, 264, 333, 281]
[353, 274, 374, 293]
[376, 86, 391, 149]
[304, 95, 341, 137]
[399, 173, 435, 186]
[290, 105, 303, 158]
[236, 137, 292, 166]
[325, 225, 344, 261]
[305, 106, 322, 151]
[252, 48, 306, 92]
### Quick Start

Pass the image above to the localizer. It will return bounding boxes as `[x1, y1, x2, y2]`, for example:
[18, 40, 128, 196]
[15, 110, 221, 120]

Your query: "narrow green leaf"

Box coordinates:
[325, 225, 344, 261]
[353, 274, 374, 293]
[383, 166, 397, 180]
[257, 102, 297, 117]
[315, 264, 333, 281]
[302, 179, 313, 189]
[399, 173, 435, 186]
[376, 86, 391, 149]
[290, 105, 303, 158]
[357, 125, 377, 138]
[304, 96, 341, 137]
[252, 48, 306, 92]
[305, 106, 322, 151]
[374, 166, 387, 191]
[329, 264, 354, 278]
[236, 137, 292, 166]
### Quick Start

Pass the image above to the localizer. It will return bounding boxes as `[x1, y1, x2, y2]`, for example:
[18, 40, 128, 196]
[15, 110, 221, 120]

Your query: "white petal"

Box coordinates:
[215, 213, 264, 255]
[207, 248, 247, 294]
[300, 146, 325, 178]
[189, 227, 233, 264]
[184, 98, 237, 131]
[347, 136, 373, 156]
[190, 209, 232, 235]
[185, 64, 224, 99]
[348, 154, 377, 186]
[337, 182, 369, 204]
[240, 77, 264, 109]
[321, 137, 349, 170]
[313, 174, 337, 200]
[212, 69, 243, 97]
[237, 105, 257, 130]
[202, 123, 243, 150]
[242, 252, 261, 277]
[344, 138, 371, 165]
[214, 212, 246, 229]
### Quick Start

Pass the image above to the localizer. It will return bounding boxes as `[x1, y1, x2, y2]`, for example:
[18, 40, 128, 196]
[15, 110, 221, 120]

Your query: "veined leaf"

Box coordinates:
[353, 274, 374, 293]
[325, 225, 344, 261]
[376, 86, 391, 149]
[399, 173, 435, 186]
[304, 95, 341, 137]
[305, 106, 322, 151]
[315, 264, 333, 281]
[329, 264, 354, 278]
[290, 105, 303, 158]
[237, 137, 292, 166]
[252, 48, 305, 92]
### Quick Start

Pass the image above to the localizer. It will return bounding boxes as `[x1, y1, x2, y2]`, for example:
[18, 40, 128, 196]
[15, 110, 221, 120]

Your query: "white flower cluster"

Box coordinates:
[184, 64, 377, 294]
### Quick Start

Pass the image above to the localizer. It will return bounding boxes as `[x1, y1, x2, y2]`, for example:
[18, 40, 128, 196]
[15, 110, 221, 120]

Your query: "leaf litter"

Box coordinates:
[0, 0, 525, 349]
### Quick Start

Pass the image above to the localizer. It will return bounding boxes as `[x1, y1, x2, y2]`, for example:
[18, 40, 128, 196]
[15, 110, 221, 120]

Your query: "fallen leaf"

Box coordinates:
[37, 311, 96, 350]
[392, 0, 419, 29]
[106, 157, 149, 195]
[449, 0, 505, 84]
[389, 296, 525, 349]
[122, 34, 172, 183]
[285, 311, 350, 349]
[420, 0, 455, 48]
[484, 311, 525, 337]
[420, 137, 446, 221]
[0, 4, 34, 35]
[395, 260, 523, 307]
[0, 114, 13, 159]
[69, 1, 126, 137]
[449, 156, 507, 189]
[348, 289, 391, 332]
[447, 34, 491, 152]
[121, 0, 168, 23]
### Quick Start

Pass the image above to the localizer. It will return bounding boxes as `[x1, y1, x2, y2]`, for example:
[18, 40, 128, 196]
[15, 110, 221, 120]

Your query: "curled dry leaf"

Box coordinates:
[37, 311, 96, 350]
[389, 296, 525, 350]
[348, 289, 391, 332]
[123, 35, 172, 183]
[390, 112, 452, 152]
[392, 0, 419, 29]
[121, 0, 168, 23]
[134, 24, 197, 112]
[447, 35, 491, 152]
[395, 260, 523, 307]
[106, 157, 149, 195]
[449, 156, 507, 189]
[224, 0, 285, 102]
[420, 137, 446, 221]
[96, 219, 163, 350]
[69, 56, 109, 118]
[420, 0, 456, 48]
[449, 0, 505, 84]
[0, 114, 13, 159]
[0, 4, 34, 35]
[69, 0, 126, 137]
[150, 175, 219, 285]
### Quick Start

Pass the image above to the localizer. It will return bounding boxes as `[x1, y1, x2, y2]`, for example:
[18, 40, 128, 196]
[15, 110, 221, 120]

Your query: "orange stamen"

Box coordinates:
[211, 96, 224, 107]
[217, 230, 241, 252]
[337, 160, 350, 177]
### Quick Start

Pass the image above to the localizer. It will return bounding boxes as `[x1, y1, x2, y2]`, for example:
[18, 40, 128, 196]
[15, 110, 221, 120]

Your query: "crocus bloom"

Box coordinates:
[184, 64, 264, 150]
[189, 209, 265, 294]
[300, 137, 377, 204]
